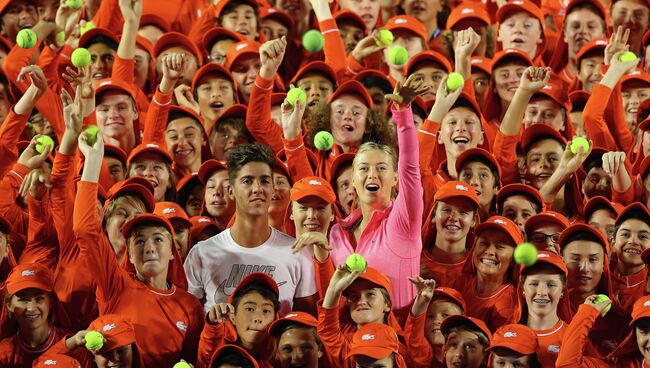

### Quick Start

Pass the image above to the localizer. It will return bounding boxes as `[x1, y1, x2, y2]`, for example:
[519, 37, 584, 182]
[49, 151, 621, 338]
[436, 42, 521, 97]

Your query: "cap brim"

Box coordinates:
[346, 346, 395, 360]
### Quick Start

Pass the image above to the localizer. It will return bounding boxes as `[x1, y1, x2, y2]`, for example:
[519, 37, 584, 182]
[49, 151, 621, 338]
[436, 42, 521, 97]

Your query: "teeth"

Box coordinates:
[445, 225, 461, 231]
[624, 248, 641, 254]
[480, 258, 498, 265]
[533, 299, 551, 304]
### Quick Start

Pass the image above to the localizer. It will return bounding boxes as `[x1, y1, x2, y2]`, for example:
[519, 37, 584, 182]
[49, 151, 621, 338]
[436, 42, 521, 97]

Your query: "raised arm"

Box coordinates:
[539, 140, 591, 206]
[112, 0, 143, 85]
[310, 0, 351, 78]
[281, 95, 314, 180]
[405, 276, 437, 368]
[500, 67, 551, 136]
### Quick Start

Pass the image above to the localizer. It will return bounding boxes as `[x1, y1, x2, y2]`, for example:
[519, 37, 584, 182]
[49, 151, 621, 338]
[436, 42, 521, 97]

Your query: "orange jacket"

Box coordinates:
[453, 274, 517, 333]
[403, 312, 438, 368]
[492, 130, 521, 185]
[582, 84, 623, 151]
[0, 326, 70, 368]
[246, 75, 284, 154]
[610, 267, 647, 315]
[0, 109, 29, 177]
[319, 19, 352, 81]
[0, 163, 29, 259]
[143, 87, 174, 145]
[112, 56, 152, 115]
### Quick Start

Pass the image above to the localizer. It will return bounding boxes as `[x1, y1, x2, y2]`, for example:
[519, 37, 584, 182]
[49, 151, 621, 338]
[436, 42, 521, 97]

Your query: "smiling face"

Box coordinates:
[525, 138, 564, 190]
[635, 319, 650, 364]
[96, 92, 138, 142]
[233, 291, 276, 346]
[231, 54, 262, 101]
[166, 117, 205, 172]
[563, 8, 606, 60]
[562, 239, 604, 296]
[277, 326, 323, 368]
[197, 76, 236, 123]
[611, 0, 650, 45]
[211, 122, 252, 161]
[222, 4, 258, 40]
[229, 161, 274, 217]
[622, 86, 650, 129]
[1, 3, 38, 43]
[425, 299, 463, 347]
[459, 161, 498, 209]
[291, 197, 334, 237]
[346, 281, 391, 325]
[205, 170, 235, 221]
[578, 55, 604, 93]
[473, 231, 515, 278]
[438, 107, 484, 160]
[330, 94, 369, 150]
[352, 148, 397, 210]
[434, 198, 477, 244]
[402, 0, 441, 26]
[8, 288, 51, 330]
[340, 22, 365, 55]
[498, 12, 543, 59]
[339, 0, 380, 30]
[444, 330, 486, 368]
[614, 218, 650, 270]
[127, 225, 174, 279]
[524, 98, 564, 132]
[522, 267, 564, 319]
[129, 158, 172, 202]
[297, 74, 335, 110]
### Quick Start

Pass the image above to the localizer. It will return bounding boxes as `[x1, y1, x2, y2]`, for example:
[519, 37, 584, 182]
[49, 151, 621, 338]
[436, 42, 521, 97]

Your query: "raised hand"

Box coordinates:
[160, 53, 187, 93]
[56, 0, 82, 37]
[584, 294, 612, 316]
[17, 65, 48, 95]
[62, 65, 95, 117]
[65, 330, 89, 350]
[609, 49, 640, 75]
[174, 85, 201, 114]
[18, 135, 53, 170]
[428, 74, 464, 122]
[601, 151, 626, 177]
[409, 275, 436, 316]
[292, 231, 332, 262]
[207, 303, 235, 324]
[327, 263, 362, 296]
[558, 137, 592, 174]
[20, 168, 51, 201]
[351, 30, 388, 63]
[453, 27, 481, 62]
[259, 36, 287, 79]
[61, 87, 82, 134]
[518, 66, 551, 94]
[78, 127, 104, 159]
[280, 86, 307, 140]
[385, 74, 428, 109]
[605, 26, 631, 65]
[119, 0, 143, 24]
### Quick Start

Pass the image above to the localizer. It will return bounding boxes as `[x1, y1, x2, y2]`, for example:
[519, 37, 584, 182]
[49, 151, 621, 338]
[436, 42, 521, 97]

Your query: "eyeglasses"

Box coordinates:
[529, 232, 560, 244]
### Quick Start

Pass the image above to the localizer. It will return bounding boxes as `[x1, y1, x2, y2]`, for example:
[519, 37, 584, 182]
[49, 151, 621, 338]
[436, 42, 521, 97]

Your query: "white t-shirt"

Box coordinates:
[184, 227, 317, 314]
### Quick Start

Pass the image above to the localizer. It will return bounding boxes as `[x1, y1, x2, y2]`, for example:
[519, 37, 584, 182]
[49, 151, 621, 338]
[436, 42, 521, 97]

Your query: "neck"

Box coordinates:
[525, 47, 537, 61]
[188, 158, 202, 174]
[527, 311, 560, 330]
[476, 271, 506, 294]
[139, 271, 169, 290]
[231, 213, 272, 248]
[445, 157, 458, 179]
[480, 204, 490, 221]
[239, 338, 264, 358]
[213, 214, 231, 232]
[381, 6, 396, 24]
[20, 323, 50, 348]
[111, 240, 126, 264]
[433, 345, 443, 363]
[566, 57, 577, 77]
[618, 262, 645, 276]
[433, 234, 467, 260]
[571, 288, 596, 308]
[499, 98, 511, 121]
[360, 199, 390, 223]
[104, 134, 135, 154]
[424, 19, 438, 40]
[269, 210, 285, 232]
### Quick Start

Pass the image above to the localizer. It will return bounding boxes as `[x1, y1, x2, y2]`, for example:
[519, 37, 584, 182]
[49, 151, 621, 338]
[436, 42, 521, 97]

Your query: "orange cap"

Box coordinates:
[198, 159, 229, 184]
[104, 144, 128, 166]
[569, 90, 590, 109]
[490, 49, 533, 72]
[440, 315, 492, 339]
[532, 78, 570, 110]
[140, 13, 172, 33]
[34, 355, 81, 368]
[475, 216, 524, 245]
[583, 196, 625, 220]
[6, 263, 54, 294]
[290, 176, 336, 204]
[447, 2, 491, 30]
[96, 78, 136, 100]
[126, 142, 174, 166]
[189, 216, 221, 241]
[202, 27, 246, 51]
[327, 80, 374, 108]
[455, 148, 502, 180]
[191, 63, 236, 93]
[268, 311, 318, 337]
[87, 314, 137, 354]
[496, 183, 545, 212]
[433, 287, 467, 312]
[489, 324, 538, 355]
[470, 56, 492, 75]
[105, 177, 155, 213]
[334, 9, 367, 34]
[176, 173, 201, 193]
[346, 323, 399, 360]
[345, 267, 393, 296]
[226, 40, 261, 70]
[79, 27, 119, 49]
[228, 272, 279, 304]
[520, 250, 568, 276]
[524, 211, 570, 236]
[434, 181, 480, 208]
[520, 124, 567, 153]
[289, 60, 338, 87]
[384, 15, 428, 41]
[622, 69, 650, 89]
[153, 32, 204, 65]
[406, 50, 452, 75]
[121, 213, 175, 239]
[260, 6, 294, 29]
[496, 0, 543, 24]
[558, 223, 609, 253]
[616, 202, 650, 227]
[154, 201, 191, 228]
[575, 38, 608, 66]
[631, 295, 650, 325]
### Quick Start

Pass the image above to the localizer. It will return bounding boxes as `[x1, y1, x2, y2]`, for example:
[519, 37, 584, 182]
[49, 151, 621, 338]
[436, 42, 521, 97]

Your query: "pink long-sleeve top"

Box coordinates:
[328, 105, 423, 309]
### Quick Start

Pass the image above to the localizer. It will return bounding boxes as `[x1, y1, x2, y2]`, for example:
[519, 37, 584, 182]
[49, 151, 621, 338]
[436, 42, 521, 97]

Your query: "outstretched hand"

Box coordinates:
[518, 66, 551, 94]
[385, 74, 428, 109]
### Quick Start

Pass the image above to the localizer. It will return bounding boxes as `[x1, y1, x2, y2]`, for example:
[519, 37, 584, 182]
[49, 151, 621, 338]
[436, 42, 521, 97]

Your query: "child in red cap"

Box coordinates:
[268, 311, 335, 368]
[33, 355, 81, 368]
[488, 324, 542, 367]
[440, 315, 492, 368]
[346, 323, 407, 368]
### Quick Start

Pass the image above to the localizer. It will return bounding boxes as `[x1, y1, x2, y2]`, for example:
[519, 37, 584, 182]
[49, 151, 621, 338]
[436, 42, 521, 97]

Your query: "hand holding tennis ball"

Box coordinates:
[35, 135, 55, 154]
[16, 29, 37, 49]
[593, 294, 612, 316]
[65, 0, 83, 9]
[302, 30, 324, 52]
[84, 125, 99, 146]
[71, 48, 91, 68]
[388, 46, 408, 66]
[84, 331, 104, 351]
[314, 131, 334, 151]
[345, 253, 367, 273]
[514, 242, 538, 266]
[286, 87, 306, 107]
[570, 137, 590, 155]
[376, 29, 394, 47]
[446, 72, 465, 92]
[619, 51, 637, 63]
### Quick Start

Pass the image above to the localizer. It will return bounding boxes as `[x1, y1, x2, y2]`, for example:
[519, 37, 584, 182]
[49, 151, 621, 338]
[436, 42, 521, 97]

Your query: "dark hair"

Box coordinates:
[497, 194, 542, 215]
[571, 100, 587, 112]
[561, 231, 604, 254]
[227, 143, 275, 183]
[218, 0, 260, 25]
[565, 3, 606, 31]
[168, 110, 204, 131]
[276, 324, 323, 350]
[211, 352, 255, 368]
[86, 35, 119, 50]
[490, 347, 543, 368]
[232, 283, 280, 313]
[584, 157, 603, 174]
[211, 118, 254, 143]
[460, 156, 501, 190]
[360, 76, 393, 95]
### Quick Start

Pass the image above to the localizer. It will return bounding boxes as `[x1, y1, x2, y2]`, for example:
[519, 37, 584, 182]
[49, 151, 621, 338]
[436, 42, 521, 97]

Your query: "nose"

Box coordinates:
[468, 174, 481, 189]
[578, 259, 590, 271]
[536, 283, 549, 297]
[246, 66, 257, 80]
[361, 0, 372, 10]
[142, 165, 155, 178]
[306, 207, 317, 219]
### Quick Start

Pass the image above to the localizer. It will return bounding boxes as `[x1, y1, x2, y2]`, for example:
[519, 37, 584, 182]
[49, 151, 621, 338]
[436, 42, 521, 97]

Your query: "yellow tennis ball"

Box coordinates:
[65, 0, 83, 9]
[376, 29, 394, 46]
[314, 131, 334, 151]
[16, 29, 37, 49]
[85, 125, 99, 146]
[286, 87, 306, 106]
[302, 30, 324, 52]
[594, 294, 612, 316]
[619, 51, 637, 63]
[346, 253, 367, 273]
[84, 331, 104, 351]
[446, 72, 465, 92]
[514, 242, 537, 266]
[56, 31, 65, 45]
[35, 135, 55, 154]
[71, 48, 91, 68]
[80, 21, 95, 36]
[173, 362, 191, 368]
[388, 46, 408, 66]
[570, 137, 590, 154]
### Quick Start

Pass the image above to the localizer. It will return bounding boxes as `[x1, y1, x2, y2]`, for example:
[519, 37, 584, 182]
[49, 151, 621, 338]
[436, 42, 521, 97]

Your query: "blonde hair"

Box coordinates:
[352, 142, 398, 171]
[103, 194, 147, 228]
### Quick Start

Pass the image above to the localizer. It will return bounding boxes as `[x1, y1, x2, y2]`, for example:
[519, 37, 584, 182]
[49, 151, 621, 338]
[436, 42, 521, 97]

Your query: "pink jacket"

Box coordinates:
[329, 106, 423, 309]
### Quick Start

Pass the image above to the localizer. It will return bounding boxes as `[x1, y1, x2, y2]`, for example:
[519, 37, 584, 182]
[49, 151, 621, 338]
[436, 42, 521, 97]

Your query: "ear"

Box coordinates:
[437, 132, 443, 145]
[318, 349, 324, 359]
[228, 184, 235, 200]
[478, 131, 484, 145]
[133, 108, 139, 121]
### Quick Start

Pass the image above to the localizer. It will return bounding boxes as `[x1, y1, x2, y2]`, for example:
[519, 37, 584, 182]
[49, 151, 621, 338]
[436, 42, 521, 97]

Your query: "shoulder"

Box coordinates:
[269, 228, 296, 246]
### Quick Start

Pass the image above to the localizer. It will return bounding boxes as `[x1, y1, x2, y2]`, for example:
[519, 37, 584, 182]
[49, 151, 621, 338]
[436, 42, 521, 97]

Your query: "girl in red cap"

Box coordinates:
[495, 0, 545, 62]
[487, 324, 543, 367]
[346, 323, 407, 368]
[440, 315, 492, 368]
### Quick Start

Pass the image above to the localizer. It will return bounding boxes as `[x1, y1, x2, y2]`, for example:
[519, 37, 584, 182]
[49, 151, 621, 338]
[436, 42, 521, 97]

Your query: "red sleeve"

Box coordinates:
[556, 305, 611, 368]
[493, 130, 521, 185]
[188, 5, 217, 49]
[612, 180, 636, 206]
[607, 84, 635, 150]
[403, 312, 434, 368]
[50, 152, 79, 263]
[73, 181, 129, 304]
[245, 75, 284, 153]
[197, 319, 227, 368]
[0, 109, 29, 177]
[3, 44, 39, 82]
[40, 337, 94, 368]
[314, 256, 335, 299]
[35, 46, 61, 90]
[318, 19, 349, 80]
[142, 87, 173, 145]
[345, 53, 366, 78]
[0, 163, 30, 257]
[19, 196, 59, 270]
[283, 136, 315, 181]
[581, 84, 618, 151]
[317, 301, 346, 366]
[92, 0, 123, 34]
[418, 119, 439, 217]
[112, 56, 135, 85]
[182, 303, 205, 365]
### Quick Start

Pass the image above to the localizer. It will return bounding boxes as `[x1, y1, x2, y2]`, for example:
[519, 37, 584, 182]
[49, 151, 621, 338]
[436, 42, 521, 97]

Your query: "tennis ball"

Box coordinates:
[56, 31, 65, 45]
[302, 30, 324, 52]
[446, 72, 465, 92]
[173, 362, 191, 368]
[286, 87, 306, 106]
[80, 21, 95, 36]
[65, 0, 83, 9]
[84, 331, 104, 351]
[35, 135, 55, 154]
[570, 137, 590, 154]
[346, 253, 367, 273]
[514, 242, 538, 266]
[376, 29, 394, 46]
[71, 48, 91, 68]
[594, 294, 612, 316]
[85, 125, 99, 146]
[314, 131, 334, 151]
[619, 51, 637, 63]
[388, 46, 408, 66]
[16, 29, 37, 49]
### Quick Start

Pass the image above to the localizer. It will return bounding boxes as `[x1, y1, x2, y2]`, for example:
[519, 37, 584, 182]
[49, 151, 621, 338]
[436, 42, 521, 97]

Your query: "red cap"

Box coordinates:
[87, 314, 137, 354]
[121, 213, 174, 239]
[260, 6, 294, 29]
[127, 142, 173, 166]
[489, 324, 538, 355]
[346, 323, 399, 360]
[455, 148, 502, 179]
[228, 272, 279, 304]
[447, 2, 491, 30]
[575, 38, 608, 66]
[520, 124, 567, 153]
[176, 173, 201, 193]
[569, 90, 591, 108]
[140, 13, 172, 33]
[226, 40, 261, 70]
[520, 250, 568, 276]
[638, 113, 650, 131]
[345, 267, 393, 296]
[211, 104, 248, 136]
[289, 61, 338, 87]
[631, 295, 650, 325]
[34, 355, 81, 368]
[154, 32, 203, 65]
[583, 196, 625, 220]
[523, 211, 570, 236]
[490, 49, 533, 72]
[440, 315, 492, 339]
[433, 181, 480, 208]
[406, 50, 453, 76]
[334, 9, 368, 34]
[96, 78, 136, 100]
[79, 27, 119, 49]
[496, 0, 544, 24]
[622, 69, 650, 89]
[532, 78, 570, 110]
[189, 216, 221, 241]
[328, 152, 355, 192]
[198, 159, 229, 184]
[475, 216, 524, 245]
[470, 56, 492, 75]
[105, 177, 156, 213]
[210, 344, 260, 367]
[104, 144, 128, 165]
[496, 183, 545, 212]
[327, 80, 374, 108]
[154, 201, 191, 228]
[202, 27, 246, 51]
[558, 223, 609, 252]
[290, 176, 336, 204]
[191, 63, 236, 93]
[384, 15, 428, 41]
[214, 0, 259, 18]
[6, 263, 54, 294]
[432, 287, 467, 312]
[268, 311, 318, 337]
[615, 202, 650, 227]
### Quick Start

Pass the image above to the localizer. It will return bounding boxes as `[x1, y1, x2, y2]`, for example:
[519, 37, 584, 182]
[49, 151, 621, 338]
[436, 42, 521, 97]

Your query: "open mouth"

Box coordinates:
[341, 124, 354, 132]
[512, 37, 526, 45]
[452, 137, 470, 147]
[210, 101, 224, 109]
[175, 148, 192, 159]
[93, 72, 106, 79]
[480, 257, 498, 266]
[308, 99, 319, 107]
[624, 247, 642, 255]
[361, 14, 374, 22]
[237, 29, 250, 36]
[365, 184, 380, 192]
[412, 3, 427, 12]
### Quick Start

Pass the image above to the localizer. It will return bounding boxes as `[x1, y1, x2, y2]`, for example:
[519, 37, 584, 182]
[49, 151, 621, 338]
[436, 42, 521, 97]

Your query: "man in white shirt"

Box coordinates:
[184, 143, 318, 315]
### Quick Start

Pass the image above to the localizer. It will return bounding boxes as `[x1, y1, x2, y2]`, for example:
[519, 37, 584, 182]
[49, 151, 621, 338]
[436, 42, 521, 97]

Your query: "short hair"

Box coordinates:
[497, 194, 542, 215]
[561, 231, 604, 254]
[86, 35, 119, 50]
[231, 283, 280, 314]
[227, 143, 275, 183]
[446, 325, 490, 349]
[459, 156, 501, 190]
[276, 324, 323, 350]
[211, 352, 255, 368]
[168, 110, 204, 131]
[360, 76, 393, 95]
[584, 157, 603, 174]
[102, 194, 147, 228]
[218, 0, 259, 22]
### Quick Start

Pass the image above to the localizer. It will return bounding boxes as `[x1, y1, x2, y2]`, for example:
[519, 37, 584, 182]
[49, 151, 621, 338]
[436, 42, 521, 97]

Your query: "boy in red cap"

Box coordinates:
[456, 148, 502, 222]
[440, 315, 492, 368]
[198, 159, 235, 233]
[268, 311, 334, 368]
[524, 211, 570, 254]
[154, 201, 192, 260]
[226, 40, 262, 104]
[487, 324, 542, 367]
[210, 344, 261, 368]
[33, 355, 81, 368]
[190, 63, 238, 131]
[610, 0, 650, 56]
[496, 0, 545, 63]
[584, 196, 624, 247]
[346, 323, 407, 368]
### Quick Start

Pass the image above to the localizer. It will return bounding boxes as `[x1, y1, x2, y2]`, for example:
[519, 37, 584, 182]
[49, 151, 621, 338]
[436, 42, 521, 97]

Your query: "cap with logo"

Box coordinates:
[474, 216, 524, 246]
[440, 315, 492, 340]
[489, 324, 538, 355]
[434, 180, 481, 208]
[228, 272, 279, 304]
[290, 176, 336, 204]
[6, 263, 54, 294]
[346, 323, 399, 360]
[268, 311, 318, 337]
[154, 201, 191, 228]
[87, 314, 137, 355]
[33, 355, 81, 368]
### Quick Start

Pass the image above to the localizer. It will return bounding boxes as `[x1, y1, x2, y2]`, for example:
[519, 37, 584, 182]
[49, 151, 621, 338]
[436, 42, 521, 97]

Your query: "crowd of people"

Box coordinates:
[3, 0, 650, 366]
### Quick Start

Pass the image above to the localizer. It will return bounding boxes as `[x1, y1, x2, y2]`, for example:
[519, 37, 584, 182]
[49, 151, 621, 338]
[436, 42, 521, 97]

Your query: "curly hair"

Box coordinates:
[305, 103, 396, 150]
[441, 27, 495, 61]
